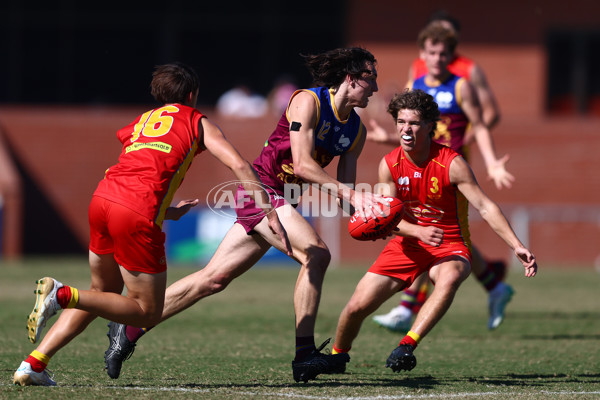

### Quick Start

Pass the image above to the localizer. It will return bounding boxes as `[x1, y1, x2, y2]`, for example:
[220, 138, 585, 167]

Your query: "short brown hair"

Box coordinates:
[150, 62, 199, 104]
[417, 21, 458, 54]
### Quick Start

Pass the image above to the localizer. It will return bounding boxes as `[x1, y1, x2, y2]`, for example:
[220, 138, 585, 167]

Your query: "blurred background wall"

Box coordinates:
[0, 1, 599, 267]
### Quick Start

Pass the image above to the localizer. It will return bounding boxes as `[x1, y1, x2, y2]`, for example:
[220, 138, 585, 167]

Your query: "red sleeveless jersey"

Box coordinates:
[411, 54, 475, 80]
[384, 142, 471, 247]
[94, 104, 205, 228]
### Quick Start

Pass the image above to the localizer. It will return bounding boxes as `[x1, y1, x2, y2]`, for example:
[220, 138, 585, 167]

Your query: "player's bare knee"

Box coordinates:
[146, 313, 163, 327]
[305, 244, 331, 273]
[344, 298, 371, 321]
[138, 305, 164, 326]
[439, 269, 469, 292]
[453, 263, 471, 284]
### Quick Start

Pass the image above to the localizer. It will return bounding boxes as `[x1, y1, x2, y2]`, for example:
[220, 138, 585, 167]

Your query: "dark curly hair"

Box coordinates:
[150, 62, 199, 104]
[387, 89, 440, 135]
[302, 47, 376, 88]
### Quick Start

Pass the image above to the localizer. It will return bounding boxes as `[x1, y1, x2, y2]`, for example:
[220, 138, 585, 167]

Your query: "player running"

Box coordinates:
[14, 62, 290, 386]
[332, 89, 537, 372]
[370, 21, 515, 332]
[103, 47, 386, 383]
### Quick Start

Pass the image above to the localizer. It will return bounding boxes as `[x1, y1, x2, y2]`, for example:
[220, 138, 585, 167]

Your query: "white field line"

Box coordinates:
[104, 386, 600, 399]
[3, 383, 599, 398]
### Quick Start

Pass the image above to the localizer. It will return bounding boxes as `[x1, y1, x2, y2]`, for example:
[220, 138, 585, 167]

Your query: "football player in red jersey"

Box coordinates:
[371, 20, 516, 332]
[14, 62, 290, 386]
[332, 89, 537, 372]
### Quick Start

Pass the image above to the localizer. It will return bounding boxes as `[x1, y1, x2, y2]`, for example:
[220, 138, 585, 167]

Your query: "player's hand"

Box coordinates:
[386, 227, 400, 239]
[514, 246, 537, 277]
[487, 154, 514, 190]
[352, 191, 387, 222]
[416, 225, 444, 246]
[266, 211, 293, 256]
[166, 199, 199, 221]
[367, 119, 396, 144]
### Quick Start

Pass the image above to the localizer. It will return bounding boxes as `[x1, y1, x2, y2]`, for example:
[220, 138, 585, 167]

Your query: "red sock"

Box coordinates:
[400, 335, 418, 349]
[25, 355, 47, 373]
[56, 286, 72, 309]
[332, 345, 351, 354]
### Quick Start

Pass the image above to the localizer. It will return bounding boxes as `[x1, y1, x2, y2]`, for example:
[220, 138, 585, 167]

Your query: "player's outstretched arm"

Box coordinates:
[469, 64, 501, 131]
[451, 156, 537, 276]
[460, 80, 514, 190]
[165, 199, 199, 221]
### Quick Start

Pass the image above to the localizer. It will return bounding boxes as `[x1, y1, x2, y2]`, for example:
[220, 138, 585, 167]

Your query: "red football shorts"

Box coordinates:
[368, 238, 471, 286]
[88, 196, 167, 274]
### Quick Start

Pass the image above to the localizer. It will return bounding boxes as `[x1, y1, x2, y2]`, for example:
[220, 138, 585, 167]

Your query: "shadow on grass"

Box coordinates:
[148, 372, 599, 390]
[521, 333, 600, 340]
[168, 375, 440, 390]
[462, 372, 600, 387]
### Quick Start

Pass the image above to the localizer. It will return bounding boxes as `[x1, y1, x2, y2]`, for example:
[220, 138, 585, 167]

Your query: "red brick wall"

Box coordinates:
[2, 0, 599, 265]
[1, 90, 599, 266]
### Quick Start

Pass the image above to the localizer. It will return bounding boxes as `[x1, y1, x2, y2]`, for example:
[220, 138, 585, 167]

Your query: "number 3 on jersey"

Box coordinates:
[430, 177, 439, 194]
[130, 105, 179, 142]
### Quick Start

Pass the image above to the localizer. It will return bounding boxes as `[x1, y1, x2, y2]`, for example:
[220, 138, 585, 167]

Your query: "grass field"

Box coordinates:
[1, 257, 599, 399]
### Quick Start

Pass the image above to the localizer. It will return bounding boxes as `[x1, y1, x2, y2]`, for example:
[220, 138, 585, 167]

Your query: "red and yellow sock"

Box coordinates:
[332, 344, 351, 354]
[56, 286, 79, 309]
[400, 330, 421, 349]
[25, 350, 50, 373]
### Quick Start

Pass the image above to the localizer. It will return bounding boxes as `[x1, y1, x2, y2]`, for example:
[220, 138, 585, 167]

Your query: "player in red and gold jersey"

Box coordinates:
[372, 21, 516, 332]
[14, 62, 289, 386]
[332, 89, 537, 372]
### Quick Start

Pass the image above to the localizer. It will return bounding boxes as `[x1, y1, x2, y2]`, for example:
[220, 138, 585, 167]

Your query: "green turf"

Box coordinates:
[1, 257, 599, 399]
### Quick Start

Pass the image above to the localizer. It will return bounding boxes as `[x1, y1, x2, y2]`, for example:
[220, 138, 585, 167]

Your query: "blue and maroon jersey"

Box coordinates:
[409, 74, 470, 157]
[93, 104, 204, 228]
[252, 87, 365, 194]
